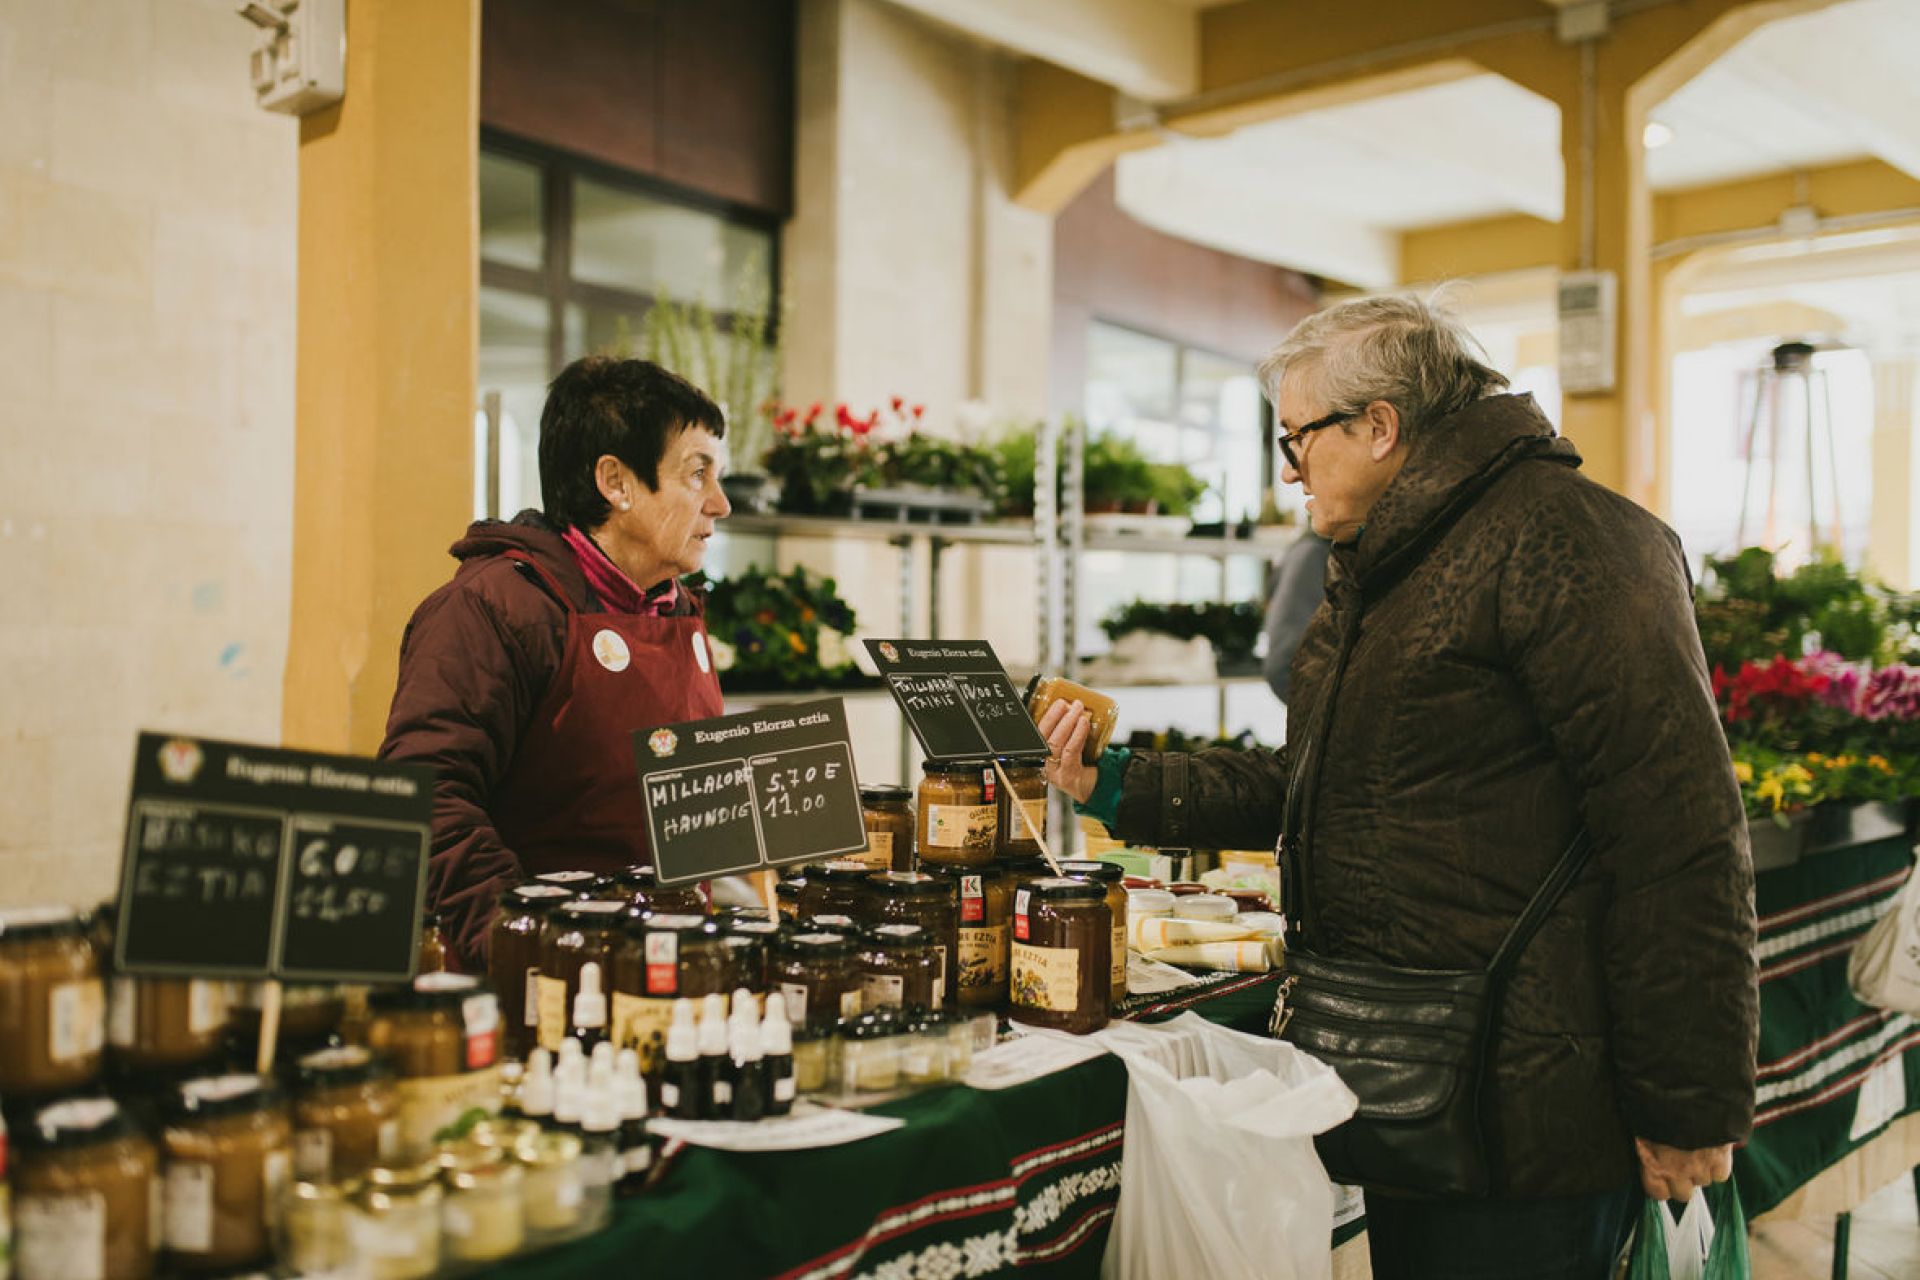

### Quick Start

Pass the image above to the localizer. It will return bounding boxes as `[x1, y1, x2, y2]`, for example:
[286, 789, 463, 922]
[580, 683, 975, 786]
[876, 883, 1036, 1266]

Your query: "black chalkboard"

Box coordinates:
[863, 639, 1049, 762]
[115, 733, 433, 983]
[633, 699, 866, 886]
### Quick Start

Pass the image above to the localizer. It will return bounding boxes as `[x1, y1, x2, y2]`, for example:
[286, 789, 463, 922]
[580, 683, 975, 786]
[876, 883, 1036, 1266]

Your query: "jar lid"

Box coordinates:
[16, 1096, 138, 1153]
[810, 859, 876, 883]
[922, 758, 992, 773]
[294, 1044, 393, 1090]
[864, 922, 930, 948]
[498, 883, 576, 913]
[370, 970, 483, 1012]
[534, 870, 613, 895]
[629, 912, 719, 940]
[556, 898, 629, 924]
[859, 784, 912, 803]
[1060, 859, 1123, 884]
[0, 905, 84, 943]
[727, 917, 782, 939]
[775, 878, 803, 900]
[996, 752, 1049, 769]
[865, 871, 953, 898]
[802, 914, 860, 936]
[367, 1159, 442, 1190]
[615, 864, 663, 889]
[450, 1157, 524, 1192]
[775, 931, 856, 958]
[997, 855, 1055, 880]
[514, 1129, 583, 1167]
[167, 1072, 283, 1122]
[838, 1009, 908, 1040]
[1023, 877, 1105, 902]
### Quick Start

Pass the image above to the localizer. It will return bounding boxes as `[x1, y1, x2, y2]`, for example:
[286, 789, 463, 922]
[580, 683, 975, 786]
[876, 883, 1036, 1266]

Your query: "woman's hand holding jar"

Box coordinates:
[1035, 699, 1099, 804]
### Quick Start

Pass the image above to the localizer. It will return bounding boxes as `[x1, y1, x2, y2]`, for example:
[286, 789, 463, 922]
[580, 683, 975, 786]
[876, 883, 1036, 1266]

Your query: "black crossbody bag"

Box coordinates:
[1274, 602, 1595, 1198]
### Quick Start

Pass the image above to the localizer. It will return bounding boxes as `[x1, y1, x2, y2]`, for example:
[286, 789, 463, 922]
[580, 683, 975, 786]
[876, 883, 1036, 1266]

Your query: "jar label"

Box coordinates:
[839, 989, 863, 1019]
[932, 946, 947, 1005]
[959, 875, 984, 923]
[981, 770, 997, 802]
[535, 975, 568, 1053]
[395, 1067, 502, 1158]
[773, 1075, 796, 1102]
[1112, 925, 1128, 987]
[18, 1190, 105, 1280]
[188, 979, 227, 1035]
[713, 1079, 733, 1108]
[48, 978, 103, 1062]
[644, 931, 680, 995]
[862, 974, 904, 1011]
[294, 1126, 333, 1182]
[164, 1161, 215, 1253]
[462, 993, 501, 1069]
[107, 977, 136, 1049]
[1011, 942, 1081, 1014]
[926, 804, 994, 850]
[1018, 797, 1048, 843]
[378, 1118, 400, 1160]
[660, 1081, 680, 1109]
[959, 924, 1009, 992]
[262, 1147, 291, 1232]
[778, 983, 807, 1027]
[849, 830, 893, 870]
[1013, 889, 1031, 941]
[524, 970, 542, 1028]
[611, 994, 677, 1075]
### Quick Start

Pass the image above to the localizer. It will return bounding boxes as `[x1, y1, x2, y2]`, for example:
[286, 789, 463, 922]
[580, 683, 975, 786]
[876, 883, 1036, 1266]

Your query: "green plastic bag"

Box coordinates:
[1624, 1182, 1751, 1280]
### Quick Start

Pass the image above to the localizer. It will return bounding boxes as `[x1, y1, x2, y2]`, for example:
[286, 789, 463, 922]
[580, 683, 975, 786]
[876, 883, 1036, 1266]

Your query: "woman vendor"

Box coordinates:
[381, 357, 731, 969]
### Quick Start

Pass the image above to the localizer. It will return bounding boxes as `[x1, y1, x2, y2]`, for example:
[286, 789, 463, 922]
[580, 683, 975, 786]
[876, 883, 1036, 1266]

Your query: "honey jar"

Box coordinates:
[160, 1073, 292, 1273]
[1060, 859, 1129, 1006]
[994, 755, 1049, 858]
[916, 761, 997, 868]
[795, 861, 876, 921]
[856, 923, 941, 1013]
[863, 872, 961, 1009]
[948, 864, 1014, 1008]
[13, 1096, 157, 1280]
[0, 907, 104, 1098]
[615, 865, 707, 917]
[857, 785, 916, 872]
[1024, 676, 1120, 766]
[1009, 878, 1111, 1035]
[487, 883, 575, 1061]
[291, 1044, 399, 1183]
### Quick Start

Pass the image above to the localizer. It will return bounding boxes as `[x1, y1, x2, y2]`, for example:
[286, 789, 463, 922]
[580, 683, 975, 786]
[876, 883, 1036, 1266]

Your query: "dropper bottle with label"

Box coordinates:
[553, 1039, 586, 1132]
[614, 1048, 654, 1193]
[728, 991, 767, 1123]
[760, 994, 796, 1117]
[660, 999, 702, 1120]
[580, 1057, 621, 1195]
[571, 962, 609, 1054]
[697, 993, 730, 1120]
[519, 1047, 556, 1128]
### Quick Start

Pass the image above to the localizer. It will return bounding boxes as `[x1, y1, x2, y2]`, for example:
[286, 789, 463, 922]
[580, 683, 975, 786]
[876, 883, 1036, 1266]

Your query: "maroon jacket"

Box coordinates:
[379, 512, 697, 968]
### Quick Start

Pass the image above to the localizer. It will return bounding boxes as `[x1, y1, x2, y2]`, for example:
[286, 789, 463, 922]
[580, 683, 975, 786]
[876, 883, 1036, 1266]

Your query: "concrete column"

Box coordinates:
[281, 0, 479, 753]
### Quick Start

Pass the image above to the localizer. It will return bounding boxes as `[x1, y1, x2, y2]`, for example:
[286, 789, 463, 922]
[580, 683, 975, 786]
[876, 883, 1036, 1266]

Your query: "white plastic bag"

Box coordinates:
[1095, 1012, 1357, 1280]
[1848, 851, 1920, 1014]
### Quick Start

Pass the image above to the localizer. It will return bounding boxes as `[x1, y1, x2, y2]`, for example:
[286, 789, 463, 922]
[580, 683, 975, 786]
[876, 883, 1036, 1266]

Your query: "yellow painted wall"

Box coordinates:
[282, 0, 479, 754]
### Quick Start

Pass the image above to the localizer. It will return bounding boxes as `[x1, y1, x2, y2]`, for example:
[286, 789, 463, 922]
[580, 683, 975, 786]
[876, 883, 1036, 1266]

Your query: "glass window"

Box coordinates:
[479, 152, 544, 273]
[572, 176, 774, 310]
[477, 287, 551, 517]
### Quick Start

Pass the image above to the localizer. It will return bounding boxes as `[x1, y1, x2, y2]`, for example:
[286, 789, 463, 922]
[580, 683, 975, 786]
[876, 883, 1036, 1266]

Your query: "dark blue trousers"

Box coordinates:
[1364, 1187, 1639, 1280]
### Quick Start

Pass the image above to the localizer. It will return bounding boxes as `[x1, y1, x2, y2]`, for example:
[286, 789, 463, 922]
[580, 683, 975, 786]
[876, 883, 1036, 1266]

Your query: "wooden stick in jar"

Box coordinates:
[757, 867, 780, 919]
[993, 758, 1063, 877]
[255, 979, 282, 1075]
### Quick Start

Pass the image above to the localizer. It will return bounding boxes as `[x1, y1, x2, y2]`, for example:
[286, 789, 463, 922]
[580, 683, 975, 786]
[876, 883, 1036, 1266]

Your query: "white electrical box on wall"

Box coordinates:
[1557, 269, 1617, 397]
[238, 0, 344, 116]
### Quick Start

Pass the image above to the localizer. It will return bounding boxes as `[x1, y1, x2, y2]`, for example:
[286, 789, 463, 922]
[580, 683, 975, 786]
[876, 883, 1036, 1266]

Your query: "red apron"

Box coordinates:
[491, 553, 725, 876]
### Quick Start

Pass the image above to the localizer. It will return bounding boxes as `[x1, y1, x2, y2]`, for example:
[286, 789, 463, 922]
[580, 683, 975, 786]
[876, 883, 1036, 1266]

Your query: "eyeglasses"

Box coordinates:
[1277, 410, 1355, 471]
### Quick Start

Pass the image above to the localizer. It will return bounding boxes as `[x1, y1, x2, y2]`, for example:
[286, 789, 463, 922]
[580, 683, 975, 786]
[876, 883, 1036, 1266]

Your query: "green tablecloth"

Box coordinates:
[1736, 834, 1920, 1216]
[495, 973, 1283, 1280]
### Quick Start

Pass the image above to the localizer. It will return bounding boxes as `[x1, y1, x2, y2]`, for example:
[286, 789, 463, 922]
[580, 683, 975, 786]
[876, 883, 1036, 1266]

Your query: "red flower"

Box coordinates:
[805, 402, 823, 425]
[911, 404, 925, 420]
[890, 396, 904, 414]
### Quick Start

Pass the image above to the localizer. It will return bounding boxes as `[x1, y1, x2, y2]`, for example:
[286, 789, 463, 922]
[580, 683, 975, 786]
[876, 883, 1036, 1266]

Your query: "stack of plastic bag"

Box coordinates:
[1096, 1013, 1357, 1280]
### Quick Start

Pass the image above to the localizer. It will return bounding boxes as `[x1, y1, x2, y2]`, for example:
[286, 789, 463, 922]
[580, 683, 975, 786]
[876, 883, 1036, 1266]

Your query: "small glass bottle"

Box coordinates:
[660, 1000, 701, 1121]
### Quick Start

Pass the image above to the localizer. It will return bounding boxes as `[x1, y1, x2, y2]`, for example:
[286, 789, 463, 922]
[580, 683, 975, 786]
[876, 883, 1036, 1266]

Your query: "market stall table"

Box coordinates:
[492, 973, 1288, 1279]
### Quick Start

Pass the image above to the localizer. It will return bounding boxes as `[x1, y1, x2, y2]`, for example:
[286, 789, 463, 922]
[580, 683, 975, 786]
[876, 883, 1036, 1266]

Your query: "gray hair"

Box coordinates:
[1257, 293, 1508, 437]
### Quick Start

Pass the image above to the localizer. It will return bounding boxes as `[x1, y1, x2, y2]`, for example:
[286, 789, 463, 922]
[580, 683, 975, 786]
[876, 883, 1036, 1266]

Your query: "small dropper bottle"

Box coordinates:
[760, 995, 796, 1117]
[697, 992, 731, 1119]
[661, 999, 702, 1120]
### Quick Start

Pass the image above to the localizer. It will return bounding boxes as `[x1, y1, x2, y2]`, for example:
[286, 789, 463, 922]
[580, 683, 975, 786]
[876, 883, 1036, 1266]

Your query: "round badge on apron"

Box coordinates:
[691, 630, 711, 674]
[592, 628, 632, 673]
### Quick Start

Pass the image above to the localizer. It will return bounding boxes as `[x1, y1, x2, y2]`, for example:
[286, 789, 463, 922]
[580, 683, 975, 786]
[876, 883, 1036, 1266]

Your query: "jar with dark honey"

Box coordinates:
[531, 870, 609, 898]
[291, 1044, 399, 1183]
[534, 899, 628, 1053]
[487, 883, 574, 1061]
[1009, 878, 1111, 1035]
[160, 1073, 292, 1273]
[770, 932, 861, 1035]
[994, 755, 1049, 858]
[857, 785, 915, 872]
[107, 975, 229, 1076]
[774, 876, 803, 920]
[615, 865, 707, 917]
[864, 872, 960, 1009]
[1060, 860, 1129, 1007]
[366, 975, 502, 1158]
[13, 1095, 158, 1280]
[795, 860, 875, 921]
[916, 761, 997, 868]
[948, 864, 1015, 1008]
[722, 918, 780, 996]
[609, 914, 728, 1076]
[0, 907, 104, 1098]
[856, 923, 942, 1013]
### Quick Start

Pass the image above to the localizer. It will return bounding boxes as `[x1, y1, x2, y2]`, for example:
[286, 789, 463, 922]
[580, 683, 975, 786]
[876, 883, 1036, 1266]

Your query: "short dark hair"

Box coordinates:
[538, 357, 726, 530]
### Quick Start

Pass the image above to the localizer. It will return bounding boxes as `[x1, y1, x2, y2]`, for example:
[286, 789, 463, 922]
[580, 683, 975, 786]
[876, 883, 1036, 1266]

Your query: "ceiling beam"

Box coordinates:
[884, 0, 1197, 102]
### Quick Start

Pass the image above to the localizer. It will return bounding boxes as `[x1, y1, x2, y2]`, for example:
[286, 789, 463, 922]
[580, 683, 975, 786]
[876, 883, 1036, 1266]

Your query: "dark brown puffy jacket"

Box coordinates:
[379, 512, 698, 970]
[1110, 394, 1757, 1197]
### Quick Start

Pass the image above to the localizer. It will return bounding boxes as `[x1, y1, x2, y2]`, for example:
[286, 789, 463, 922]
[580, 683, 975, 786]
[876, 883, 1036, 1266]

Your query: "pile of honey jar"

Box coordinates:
[0, 903, 615, 1280]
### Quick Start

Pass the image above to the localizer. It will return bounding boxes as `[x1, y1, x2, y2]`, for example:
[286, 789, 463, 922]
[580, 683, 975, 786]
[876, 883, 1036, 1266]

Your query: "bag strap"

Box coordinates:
[1485, 827, 1595, 982]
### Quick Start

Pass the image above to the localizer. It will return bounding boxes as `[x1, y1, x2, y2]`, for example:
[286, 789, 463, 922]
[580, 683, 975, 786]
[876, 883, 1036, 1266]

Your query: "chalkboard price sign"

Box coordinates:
[634, 699, 866, 886]
[115, 733, 434, 983]
[862, 639, 1049, 762]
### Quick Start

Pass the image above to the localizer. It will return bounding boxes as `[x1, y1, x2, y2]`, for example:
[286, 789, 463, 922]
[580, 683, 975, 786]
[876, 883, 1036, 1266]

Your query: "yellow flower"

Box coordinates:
[1869, 755, 1892, 772]
[787, 631, 807, 655]
[1757, 778, 1787, 811]
[1782, 764, 1814, 785]
[1733, 760, 1754, 784]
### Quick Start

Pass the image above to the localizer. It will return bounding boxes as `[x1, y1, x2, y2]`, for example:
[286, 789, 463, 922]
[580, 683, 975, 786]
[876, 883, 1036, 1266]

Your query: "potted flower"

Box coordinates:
[693, 565, 870, 692]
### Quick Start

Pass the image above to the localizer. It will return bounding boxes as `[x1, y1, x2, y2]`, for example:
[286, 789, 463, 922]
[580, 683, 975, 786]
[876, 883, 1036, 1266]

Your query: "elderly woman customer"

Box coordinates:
[1041, 296, 1756, 1280]
[381, 357, 732, 969]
